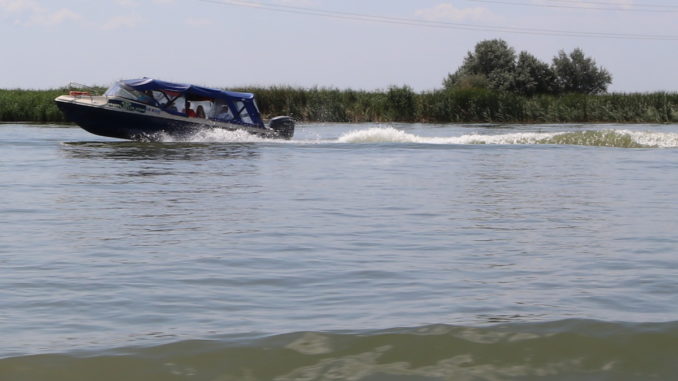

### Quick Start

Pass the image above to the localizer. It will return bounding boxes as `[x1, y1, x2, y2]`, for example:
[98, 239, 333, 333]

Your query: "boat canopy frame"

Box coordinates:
[112, 77, 264, 127]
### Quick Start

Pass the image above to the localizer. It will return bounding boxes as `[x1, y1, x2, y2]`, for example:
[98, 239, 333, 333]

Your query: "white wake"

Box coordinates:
[336, 127, 678, 148]
[148, 126, 678, 148]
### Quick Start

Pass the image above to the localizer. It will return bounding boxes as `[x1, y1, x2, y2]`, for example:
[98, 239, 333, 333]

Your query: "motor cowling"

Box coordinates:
[269, 116, 295, 139]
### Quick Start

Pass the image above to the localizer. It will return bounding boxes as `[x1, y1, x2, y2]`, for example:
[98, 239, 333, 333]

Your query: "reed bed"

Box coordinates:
[1, 87, 676, 124]
[0, 89, 70, 123]
[248, 87, 678, 124]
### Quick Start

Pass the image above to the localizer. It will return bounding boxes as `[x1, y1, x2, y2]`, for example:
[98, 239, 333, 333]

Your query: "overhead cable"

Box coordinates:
[196, 0, 678, 41]
[468, 0, 678, 13]
[537, 0, 678, 10]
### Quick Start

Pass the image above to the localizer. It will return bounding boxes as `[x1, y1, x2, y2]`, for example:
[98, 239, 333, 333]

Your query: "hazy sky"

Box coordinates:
[1, 0, 676, 92]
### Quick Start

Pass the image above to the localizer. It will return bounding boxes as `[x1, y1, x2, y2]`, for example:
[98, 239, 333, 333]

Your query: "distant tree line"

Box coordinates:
[443, 39, 612, 96]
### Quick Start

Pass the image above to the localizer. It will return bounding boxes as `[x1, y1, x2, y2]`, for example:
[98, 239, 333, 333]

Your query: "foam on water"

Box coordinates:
[337, 127, 562, 145]
[623, 129, 678, 148]
[336, 127, 678, 148]
[135, 125, 678, 148]
[150, 128, 270, 143]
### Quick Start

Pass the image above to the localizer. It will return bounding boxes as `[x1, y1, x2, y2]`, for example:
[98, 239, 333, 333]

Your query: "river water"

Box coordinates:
[1, 123, 678, 380]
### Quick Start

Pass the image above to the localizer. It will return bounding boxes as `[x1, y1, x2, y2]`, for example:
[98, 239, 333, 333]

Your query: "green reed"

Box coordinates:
[250, 87, 677, 124]
[1, 87, 676, 124]
[0, 89, 70, 123]
[521, 92, 678, 123]
[237, 86, 391, 123]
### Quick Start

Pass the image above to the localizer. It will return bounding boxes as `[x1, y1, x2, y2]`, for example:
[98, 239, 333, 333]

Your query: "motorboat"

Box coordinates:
[54, 78, 294, 140]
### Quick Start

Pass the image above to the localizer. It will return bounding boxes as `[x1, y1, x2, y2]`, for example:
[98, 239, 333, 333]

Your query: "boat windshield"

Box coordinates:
[104, 82, 156, 106]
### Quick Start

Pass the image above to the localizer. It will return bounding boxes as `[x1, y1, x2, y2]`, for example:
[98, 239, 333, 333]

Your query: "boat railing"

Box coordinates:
[67, 82, 102, 100]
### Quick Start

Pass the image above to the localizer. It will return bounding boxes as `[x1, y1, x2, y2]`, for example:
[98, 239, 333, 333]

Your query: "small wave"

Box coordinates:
[337, 127, 560, 145]
[3, 320, 677, 380]
[336, 127, 678, 148]
[337, 127, 431, 144]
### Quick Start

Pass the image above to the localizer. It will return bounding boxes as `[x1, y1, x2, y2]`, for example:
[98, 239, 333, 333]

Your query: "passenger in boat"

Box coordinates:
[184, 101, 197, 118]
[216, 105, 233, 121]
[196, 105, 206, 119]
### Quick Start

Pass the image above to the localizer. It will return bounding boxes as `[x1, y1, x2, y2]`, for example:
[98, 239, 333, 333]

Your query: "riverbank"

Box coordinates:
[1, 87, 676, 124]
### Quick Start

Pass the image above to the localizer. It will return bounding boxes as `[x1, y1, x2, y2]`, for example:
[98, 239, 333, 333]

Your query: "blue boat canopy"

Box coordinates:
[121, 78, 255, 101]
[107, 77, 264, 127]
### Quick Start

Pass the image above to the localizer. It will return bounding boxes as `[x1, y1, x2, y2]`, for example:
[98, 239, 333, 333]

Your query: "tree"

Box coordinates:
[443, 41, 613, 96]
[513, 51, 556, 96]
[443, 39, 516, 91]
[552, 48, 612, 94]
[444, 73, 489, 91]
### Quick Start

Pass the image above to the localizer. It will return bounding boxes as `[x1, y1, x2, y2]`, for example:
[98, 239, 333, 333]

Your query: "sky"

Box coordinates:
[1, 0, 677, 92]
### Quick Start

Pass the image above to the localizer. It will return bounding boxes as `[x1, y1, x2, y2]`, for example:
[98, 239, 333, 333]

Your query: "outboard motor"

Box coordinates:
[269, 116, 295, 139]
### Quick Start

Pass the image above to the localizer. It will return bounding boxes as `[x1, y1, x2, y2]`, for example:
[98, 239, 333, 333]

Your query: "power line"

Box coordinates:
[468, 0, 678, 13]
[196, 0, 678, 41]
[540, 0, 678, 10]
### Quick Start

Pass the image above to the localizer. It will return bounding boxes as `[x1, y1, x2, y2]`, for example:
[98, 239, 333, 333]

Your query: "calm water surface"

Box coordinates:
[1, 123, 678, 380]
